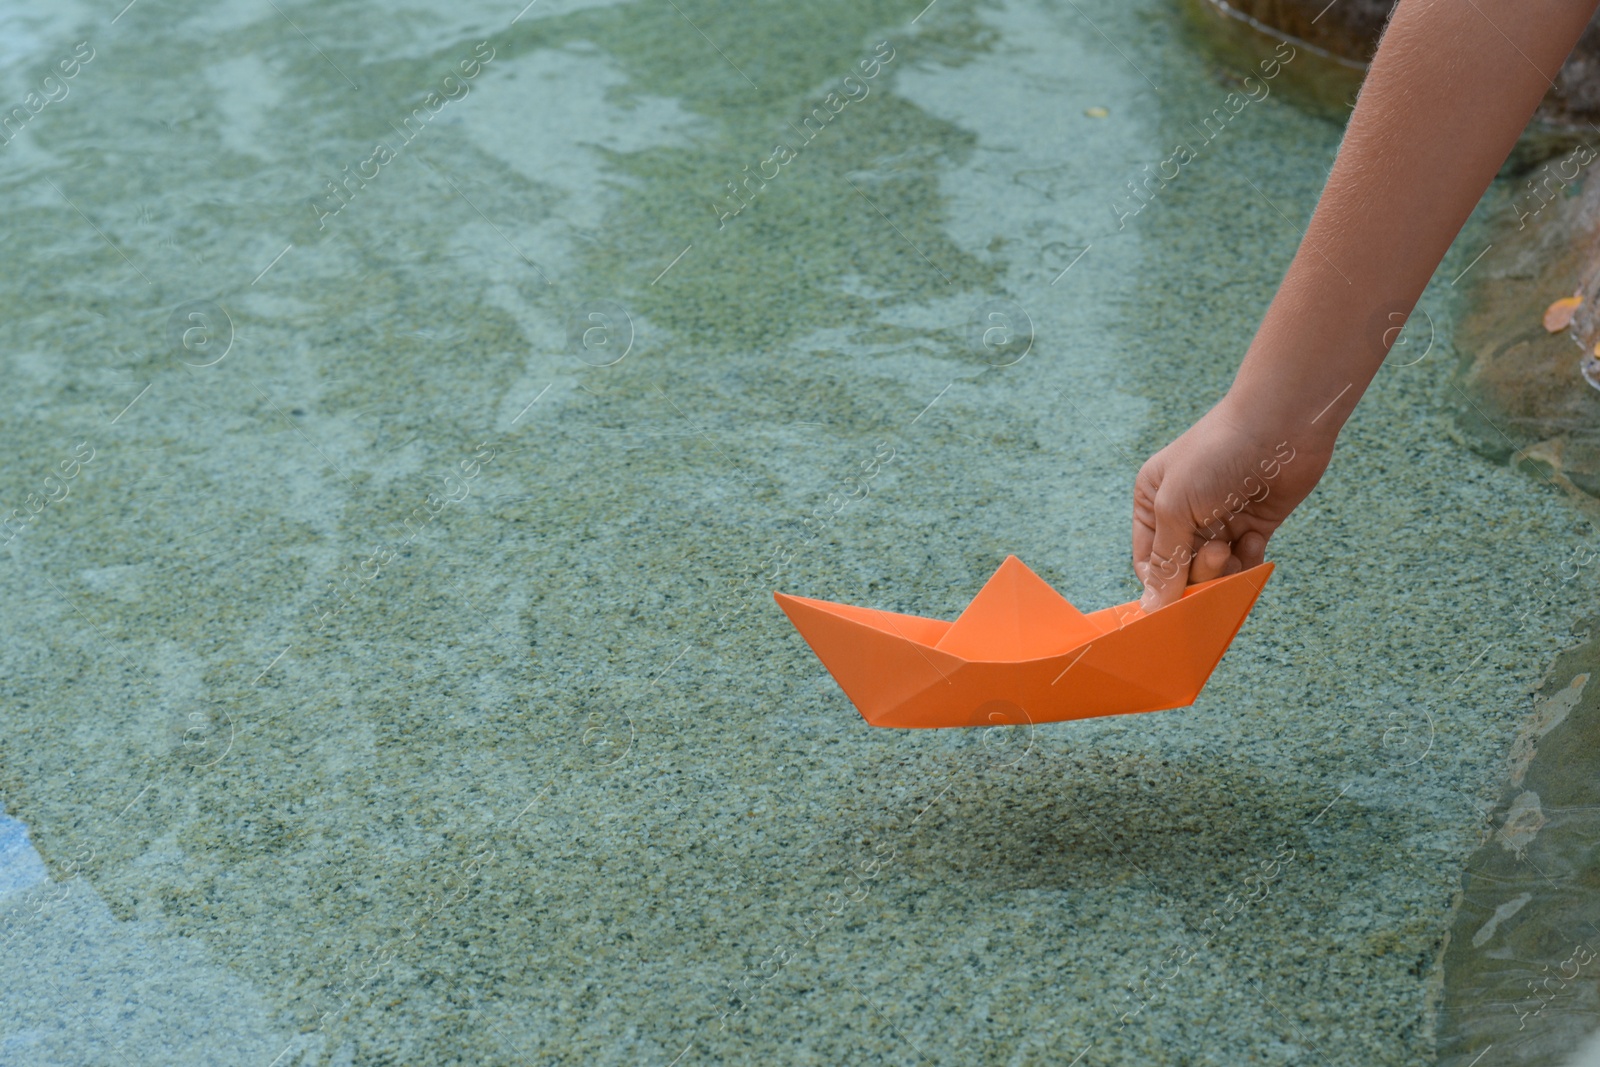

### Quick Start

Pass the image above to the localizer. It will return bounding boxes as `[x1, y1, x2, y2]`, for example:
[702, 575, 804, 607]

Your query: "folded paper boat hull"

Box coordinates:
[774, 561, 1274, 729]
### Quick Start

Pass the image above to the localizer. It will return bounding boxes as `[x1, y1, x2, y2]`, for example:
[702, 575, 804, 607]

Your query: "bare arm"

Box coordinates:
[1134, 0, 1600, 609]
[1229, 0, 1598, 425]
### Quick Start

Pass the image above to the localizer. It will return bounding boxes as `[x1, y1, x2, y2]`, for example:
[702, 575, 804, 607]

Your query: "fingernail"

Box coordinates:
[1140, 584, 1158, 612]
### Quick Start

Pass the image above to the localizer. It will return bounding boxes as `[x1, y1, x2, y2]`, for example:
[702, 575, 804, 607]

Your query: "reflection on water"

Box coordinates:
[0, 806, 47, 897]
[0, 0, 1597, 1063]
[1436, 626, 1600, 1066]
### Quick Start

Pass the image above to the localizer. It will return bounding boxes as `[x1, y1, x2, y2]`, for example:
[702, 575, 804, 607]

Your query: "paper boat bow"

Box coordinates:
[775, 556, 1273, 729]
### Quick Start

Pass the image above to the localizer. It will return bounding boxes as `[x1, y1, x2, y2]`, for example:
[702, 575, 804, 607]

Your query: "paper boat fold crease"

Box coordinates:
[774, 556, 1274, 729]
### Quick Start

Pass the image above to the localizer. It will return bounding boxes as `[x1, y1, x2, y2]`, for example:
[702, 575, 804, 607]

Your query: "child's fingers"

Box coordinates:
[1131, 470, 1159, 584]
[1234, 529, 1268, 570]
[1140, 502, 1196, 611]
[1189, 538, 1232, 584]
[1132, 520, 1153, 585]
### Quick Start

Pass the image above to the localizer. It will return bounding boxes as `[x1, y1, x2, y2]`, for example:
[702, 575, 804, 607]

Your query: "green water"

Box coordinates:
[0, 0, 1596, 1063]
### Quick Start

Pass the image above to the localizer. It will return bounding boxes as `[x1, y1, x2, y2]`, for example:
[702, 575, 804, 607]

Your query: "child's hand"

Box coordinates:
[1125, 0, 1599, 613]
[1132, 396, 1333, 611]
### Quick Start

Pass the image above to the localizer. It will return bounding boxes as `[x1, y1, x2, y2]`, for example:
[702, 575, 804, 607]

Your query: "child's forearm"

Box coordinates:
[1223, 0, 1600, 438]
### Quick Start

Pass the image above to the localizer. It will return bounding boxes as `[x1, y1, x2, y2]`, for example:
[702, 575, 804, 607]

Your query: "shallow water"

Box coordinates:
[0, 0, 1596, 1064]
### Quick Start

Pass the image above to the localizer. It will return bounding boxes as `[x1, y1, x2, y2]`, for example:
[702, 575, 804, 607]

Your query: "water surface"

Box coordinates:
[0, 0, 1596, 1063]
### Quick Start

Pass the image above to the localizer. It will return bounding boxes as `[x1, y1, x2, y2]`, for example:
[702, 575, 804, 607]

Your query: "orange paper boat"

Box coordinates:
[774, 556, 1273, 729]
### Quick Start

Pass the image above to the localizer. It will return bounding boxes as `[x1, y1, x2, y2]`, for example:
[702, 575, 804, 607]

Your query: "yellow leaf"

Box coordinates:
[1544, 294, 1582, 332]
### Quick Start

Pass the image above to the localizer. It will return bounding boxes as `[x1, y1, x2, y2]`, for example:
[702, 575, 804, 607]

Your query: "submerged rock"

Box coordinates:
[1453, 169, 1600, 500]
[1177, 0, 1600, 169]
[1433, 626, 1600, 1066]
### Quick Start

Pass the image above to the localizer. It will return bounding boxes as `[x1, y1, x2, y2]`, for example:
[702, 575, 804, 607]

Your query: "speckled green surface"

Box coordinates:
[1, 0, 1597, 1064]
